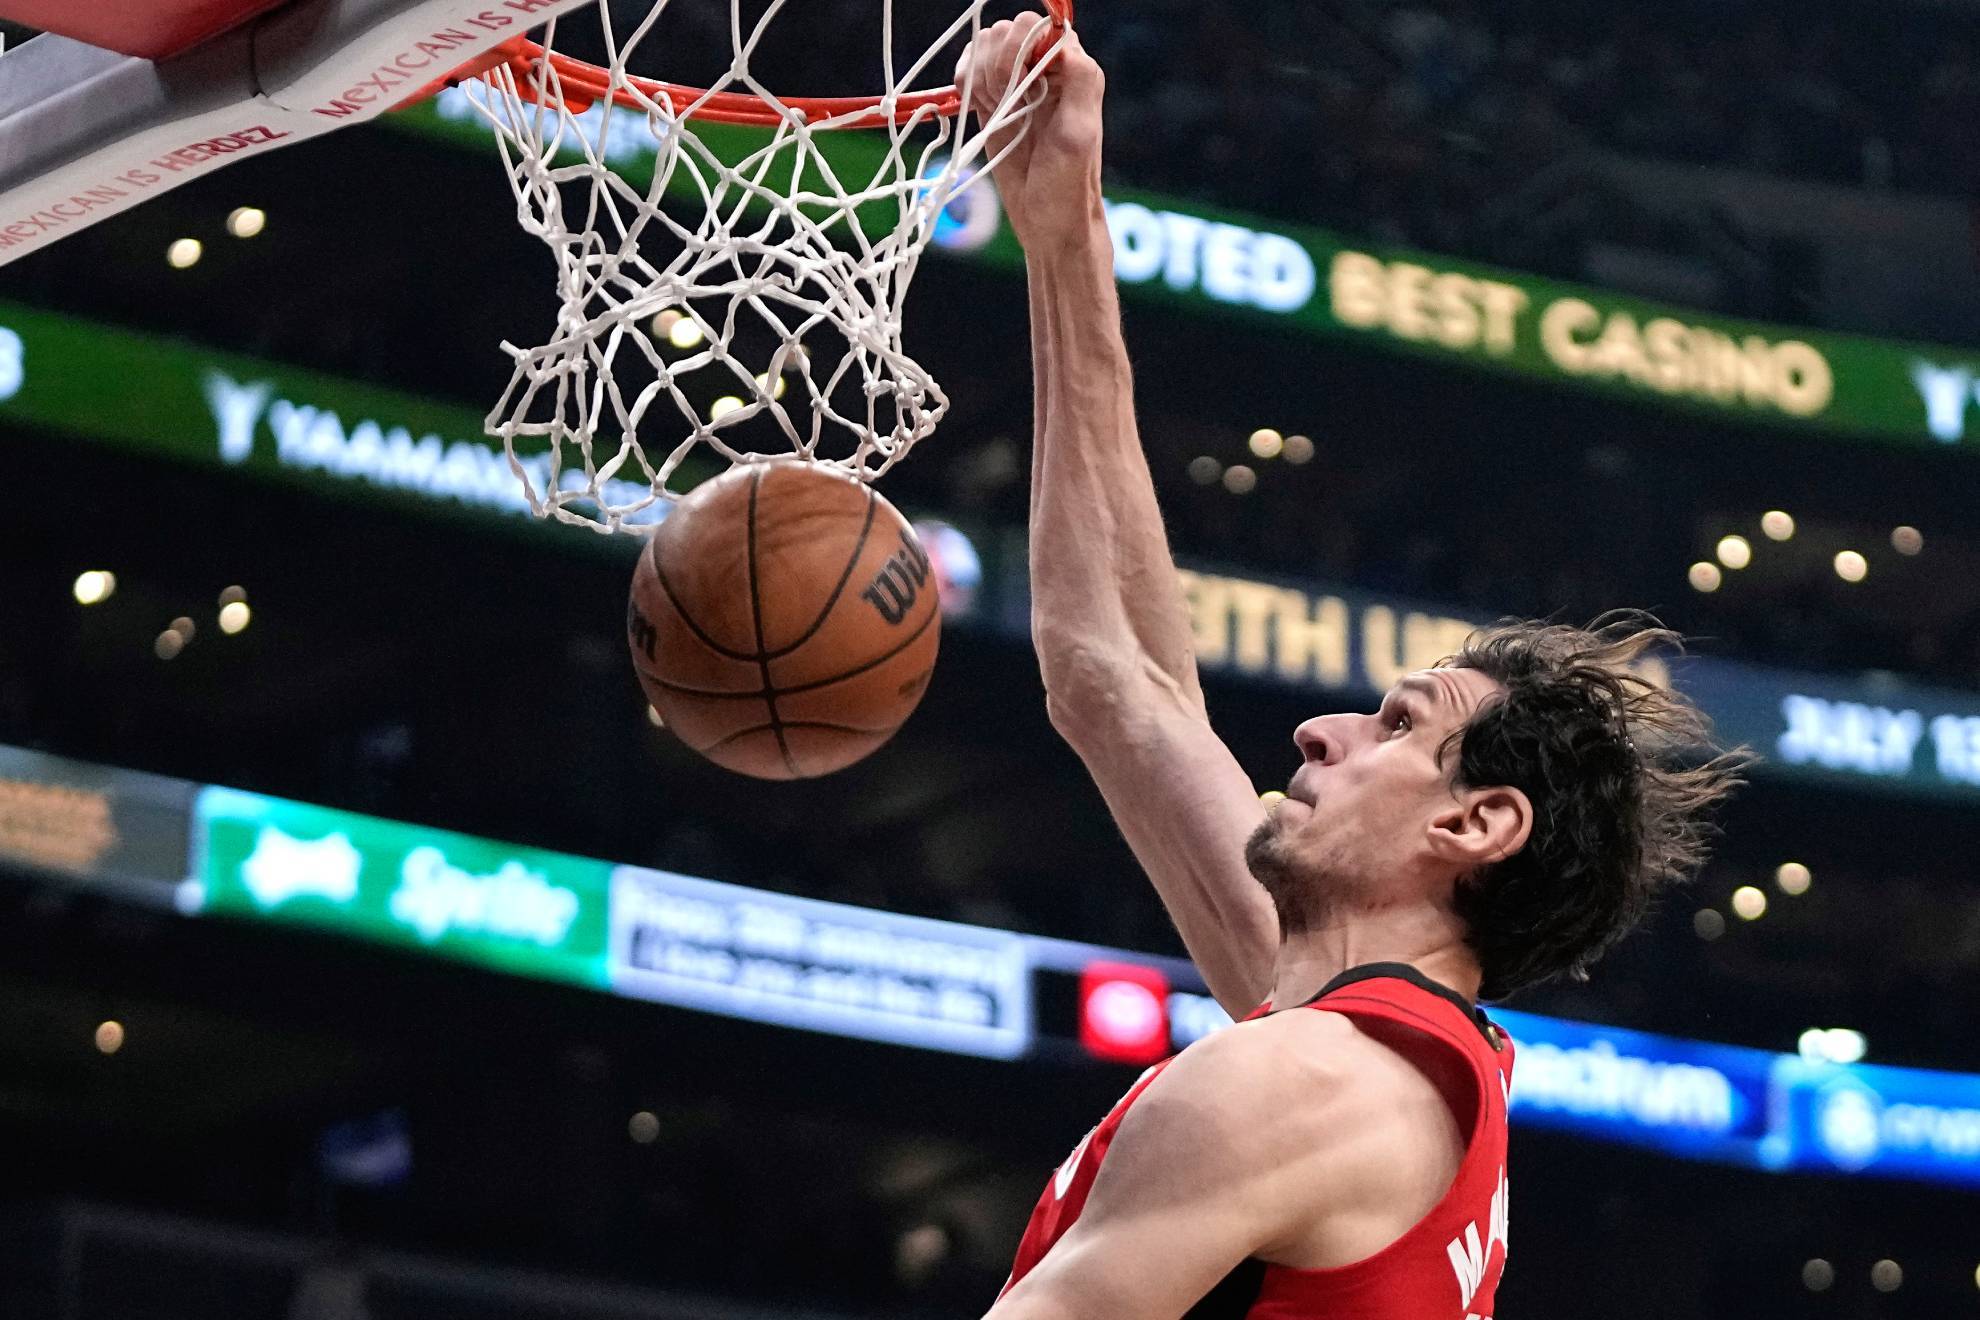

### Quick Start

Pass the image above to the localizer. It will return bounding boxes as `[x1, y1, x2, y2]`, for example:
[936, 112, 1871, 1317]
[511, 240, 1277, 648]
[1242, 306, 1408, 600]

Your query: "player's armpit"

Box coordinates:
[982, 1022, 1350, 1320]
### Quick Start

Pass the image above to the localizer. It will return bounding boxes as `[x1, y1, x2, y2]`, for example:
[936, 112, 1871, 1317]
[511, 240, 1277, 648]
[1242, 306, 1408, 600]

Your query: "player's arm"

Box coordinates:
[981, 1020, 1354, 1320]
[964, 18, 1279, 1017]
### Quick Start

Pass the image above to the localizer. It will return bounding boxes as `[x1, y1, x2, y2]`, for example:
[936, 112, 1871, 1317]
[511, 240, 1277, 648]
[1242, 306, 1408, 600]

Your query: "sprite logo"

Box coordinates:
[389, 845, 580, 946]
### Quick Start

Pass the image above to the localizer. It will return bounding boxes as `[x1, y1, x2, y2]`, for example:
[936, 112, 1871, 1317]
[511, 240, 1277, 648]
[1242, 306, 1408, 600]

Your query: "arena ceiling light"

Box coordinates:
[667, 317, 706, 350]
[71, 570, 115, 605]
[1761, 510, 1796, 541]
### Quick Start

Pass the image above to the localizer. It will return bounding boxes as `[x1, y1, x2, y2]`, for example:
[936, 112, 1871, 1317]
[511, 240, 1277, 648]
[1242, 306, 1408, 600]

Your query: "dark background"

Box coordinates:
[2, 0, 1978, 1315]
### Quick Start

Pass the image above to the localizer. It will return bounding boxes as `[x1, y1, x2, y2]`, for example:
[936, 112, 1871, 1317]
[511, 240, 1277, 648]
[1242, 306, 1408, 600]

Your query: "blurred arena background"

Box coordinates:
[1, 0, 1978, 1316]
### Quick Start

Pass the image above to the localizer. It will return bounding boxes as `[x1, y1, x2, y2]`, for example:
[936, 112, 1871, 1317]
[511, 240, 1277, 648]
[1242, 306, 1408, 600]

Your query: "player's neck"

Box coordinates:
[1265, 908, 1482, 1011]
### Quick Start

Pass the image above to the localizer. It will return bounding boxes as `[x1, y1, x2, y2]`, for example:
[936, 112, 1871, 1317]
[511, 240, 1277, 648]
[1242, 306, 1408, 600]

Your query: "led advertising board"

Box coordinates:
[390, 89, 1980, 452]
[609, 865, 1032, 1060]
[2, 743, 1978, 1186]
[0, 298, 680, 536]
[992, 553, 1980, 803]
[186, 786, 614, 988]
[0, 744, 193, 900]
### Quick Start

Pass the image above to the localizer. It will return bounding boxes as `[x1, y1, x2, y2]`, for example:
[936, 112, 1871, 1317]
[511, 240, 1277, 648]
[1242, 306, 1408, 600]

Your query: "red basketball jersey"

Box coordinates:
[1001, 963, 1514, 1319]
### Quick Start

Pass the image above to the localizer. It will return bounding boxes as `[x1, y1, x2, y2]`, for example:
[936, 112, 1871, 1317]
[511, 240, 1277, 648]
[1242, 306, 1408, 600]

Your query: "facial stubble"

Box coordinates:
[1244, 811, 1329, 935]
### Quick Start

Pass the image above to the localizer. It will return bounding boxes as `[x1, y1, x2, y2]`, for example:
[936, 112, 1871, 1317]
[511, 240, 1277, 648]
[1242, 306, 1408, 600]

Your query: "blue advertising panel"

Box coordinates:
[1493, 1009, 1780, 1170]
[1772, 1054, 1980, 1185]
[3, 741, 1978, 1187]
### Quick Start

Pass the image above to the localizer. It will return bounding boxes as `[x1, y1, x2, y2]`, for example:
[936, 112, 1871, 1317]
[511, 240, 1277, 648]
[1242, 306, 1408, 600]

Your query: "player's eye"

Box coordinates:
[1384, 707, 1412, 736]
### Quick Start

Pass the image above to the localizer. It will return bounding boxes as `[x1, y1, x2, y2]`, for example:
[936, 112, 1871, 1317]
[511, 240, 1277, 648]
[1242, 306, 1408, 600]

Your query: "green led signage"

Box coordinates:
[386, 89, 1979, 452]
[188, 787, 612, 988]
[0, 298, 701, 536]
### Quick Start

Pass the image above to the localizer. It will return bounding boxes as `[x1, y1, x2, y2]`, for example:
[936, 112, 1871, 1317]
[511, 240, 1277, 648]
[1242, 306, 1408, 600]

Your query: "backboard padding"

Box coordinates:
[0, 0, 291, 62]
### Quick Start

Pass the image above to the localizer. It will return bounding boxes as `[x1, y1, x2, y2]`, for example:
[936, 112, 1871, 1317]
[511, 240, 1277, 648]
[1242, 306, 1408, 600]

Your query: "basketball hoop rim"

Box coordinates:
[410, 1, 1073, 126]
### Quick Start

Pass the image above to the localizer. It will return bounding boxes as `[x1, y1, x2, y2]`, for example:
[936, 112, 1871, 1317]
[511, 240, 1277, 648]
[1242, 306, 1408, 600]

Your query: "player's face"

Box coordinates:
[1245, 666, 1505, 929]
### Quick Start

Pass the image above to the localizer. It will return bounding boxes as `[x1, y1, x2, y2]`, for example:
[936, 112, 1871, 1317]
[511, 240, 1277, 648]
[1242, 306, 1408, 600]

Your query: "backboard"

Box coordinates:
[0, 0, 595, 265]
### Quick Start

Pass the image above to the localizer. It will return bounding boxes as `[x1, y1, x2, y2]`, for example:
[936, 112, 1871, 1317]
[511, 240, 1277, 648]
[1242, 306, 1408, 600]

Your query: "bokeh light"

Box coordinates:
[1248, 428, 1284, 459]
[72, 571, 116, 606]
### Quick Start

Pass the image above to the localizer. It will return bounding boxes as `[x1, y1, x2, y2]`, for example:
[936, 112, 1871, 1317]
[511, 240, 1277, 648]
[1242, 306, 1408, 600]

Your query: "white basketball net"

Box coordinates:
[470, 0, 1063, 533]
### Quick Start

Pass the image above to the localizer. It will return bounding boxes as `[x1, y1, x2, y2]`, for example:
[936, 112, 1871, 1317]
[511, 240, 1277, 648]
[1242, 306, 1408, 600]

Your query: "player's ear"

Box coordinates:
[1426, 785, 1532, 868]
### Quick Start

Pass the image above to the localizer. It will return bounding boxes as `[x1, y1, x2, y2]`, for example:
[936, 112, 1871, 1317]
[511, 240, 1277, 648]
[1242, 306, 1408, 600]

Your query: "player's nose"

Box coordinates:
[1292, 714, 1345, 766]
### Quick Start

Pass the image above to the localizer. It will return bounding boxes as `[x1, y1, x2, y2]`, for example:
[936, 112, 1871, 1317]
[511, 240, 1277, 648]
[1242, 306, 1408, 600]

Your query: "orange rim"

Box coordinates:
[423, 2, 1072, 126]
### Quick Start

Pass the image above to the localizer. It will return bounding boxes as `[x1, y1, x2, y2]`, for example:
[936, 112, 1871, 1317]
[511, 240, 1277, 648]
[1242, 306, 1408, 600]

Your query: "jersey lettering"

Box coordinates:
[1445, 1167, 1509, 1309]
[1053, 1128, 1095, 1200]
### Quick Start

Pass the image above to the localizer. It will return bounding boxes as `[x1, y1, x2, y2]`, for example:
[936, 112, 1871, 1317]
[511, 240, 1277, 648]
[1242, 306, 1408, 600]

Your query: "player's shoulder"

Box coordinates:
[1139, 1006, 1407, 1142]
[1156, 1001, 1465, 1155]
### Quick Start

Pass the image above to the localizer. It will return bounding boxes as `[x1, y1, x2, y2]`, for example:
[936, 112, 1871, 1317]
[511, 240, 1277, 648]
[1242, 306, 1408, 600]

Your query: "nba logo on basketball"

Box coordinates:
[1078, 961, 1172, 1065]
[861, 530, 931, 624]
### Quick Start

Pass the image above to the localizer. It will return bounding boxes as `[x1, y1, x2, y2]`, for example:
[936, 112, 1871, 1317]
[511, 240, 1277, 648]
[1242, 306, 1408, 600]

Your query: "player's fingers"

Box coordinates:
[956, 19, 1016, 106]
[959, 12, 1047, 91]
[1046, 29, 1103, 100]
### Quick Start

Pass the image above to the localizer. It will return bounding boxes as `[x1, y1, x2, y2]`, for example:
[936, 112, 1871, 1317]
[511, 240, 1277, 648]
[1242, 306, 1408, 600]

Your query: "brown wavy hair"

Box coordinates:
[1440, 613, 1751, 1000]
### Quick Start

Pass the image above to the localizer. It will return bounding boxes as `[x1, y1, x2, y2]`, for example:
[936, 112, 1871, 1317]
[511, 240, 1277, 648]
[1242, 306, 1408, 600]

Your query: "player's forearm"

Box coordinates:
[1025, 214, 1204, 727]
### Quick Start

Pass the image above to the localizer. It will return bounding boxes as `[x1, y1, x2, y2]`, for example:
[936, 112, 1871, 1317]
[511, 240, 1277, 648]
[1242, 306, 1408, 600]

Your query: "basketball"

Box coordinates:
[627, 459, 941, 779]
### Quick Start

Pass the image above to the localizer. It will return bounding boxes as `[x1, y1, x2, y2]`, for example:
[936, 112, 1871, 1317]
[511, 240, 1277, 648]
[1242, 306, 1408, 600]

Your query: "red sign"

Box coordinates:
[1078, 961, 1171, 1065]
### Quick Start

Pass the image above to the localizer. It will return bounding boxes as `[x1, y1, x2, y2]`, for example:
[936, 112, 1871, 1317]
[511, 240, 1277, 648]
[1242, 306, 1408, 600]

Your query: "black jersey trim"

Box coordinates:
[1294, 961, 1501, 1048]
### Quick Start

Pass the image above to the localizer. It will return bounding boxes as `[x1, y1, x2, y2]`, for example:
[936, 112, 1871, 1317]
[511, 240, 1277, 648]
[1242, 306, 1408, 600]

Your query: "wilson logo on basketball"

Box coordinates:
[627, 601, 658, 663]
[861, 532, 931, 625]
